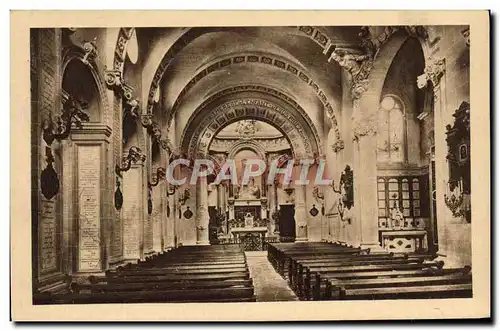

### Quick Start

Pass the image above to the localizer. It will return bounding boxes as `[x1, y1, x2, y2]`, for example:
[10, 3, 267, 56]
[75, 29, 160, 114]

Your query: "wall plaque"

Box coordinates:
[40, 199, 58, 274]
[123, 169, 141, 260]
[77, 145, 101, 271]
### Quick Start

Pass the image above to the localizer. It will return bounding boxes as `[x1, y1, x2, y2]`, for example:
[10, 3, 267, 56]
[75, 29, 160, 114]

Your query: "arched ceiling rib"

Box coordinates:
[139, 26, 366, 150]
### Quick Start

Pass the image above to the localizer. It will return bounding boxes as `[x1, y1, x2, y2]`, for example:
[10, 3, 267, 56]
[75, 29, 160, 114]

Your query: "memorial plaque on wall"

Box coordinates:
[123, 170, 140, 260]
[40, 199, 58, 274]
[111, 209, 122, 259]
[77, 145, 101, 271]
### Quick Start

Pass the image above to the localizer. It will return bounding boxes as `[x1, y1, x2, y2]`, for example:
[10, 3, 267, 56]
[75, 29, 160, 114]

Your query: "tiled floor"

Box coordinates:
[245, 251, 298, 302]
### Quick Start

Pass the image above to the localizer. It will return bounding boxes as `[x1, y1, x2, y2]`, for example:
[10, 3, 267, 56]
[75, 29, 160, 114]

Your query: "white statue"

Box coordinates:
[244, 212, 254, 228]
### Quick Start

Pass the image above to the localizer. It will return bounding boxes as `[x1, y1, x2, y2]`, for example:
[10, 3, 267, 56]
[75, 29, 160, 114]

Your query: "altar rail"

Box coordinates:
[215, 236, 294, 251]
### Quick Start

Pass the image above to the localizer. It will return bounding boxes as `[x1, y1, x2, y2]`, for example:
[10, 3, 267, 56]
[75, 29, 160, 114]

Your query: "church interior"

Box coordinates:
[31, 25, 472, 303]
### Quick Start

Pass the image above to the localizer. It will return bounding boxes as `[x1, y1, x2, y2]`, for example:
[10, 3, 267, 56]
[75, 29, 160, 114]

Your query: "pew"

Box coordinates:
[268, 242, 473, 302]
[34, 245, 256, 304]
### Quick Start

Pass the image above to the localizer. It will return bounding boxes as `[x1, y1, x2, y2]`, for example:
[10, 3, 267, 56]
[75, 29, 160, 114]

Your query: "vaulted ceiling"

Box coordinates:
[135, 26, 365, 147]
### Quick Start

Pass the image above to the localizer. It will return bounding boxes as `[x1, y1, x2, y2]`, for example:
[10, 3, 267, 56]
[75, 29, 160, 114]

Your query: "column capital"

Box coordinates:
[330, 48, 373, 100]
[417, 57, 446, 91]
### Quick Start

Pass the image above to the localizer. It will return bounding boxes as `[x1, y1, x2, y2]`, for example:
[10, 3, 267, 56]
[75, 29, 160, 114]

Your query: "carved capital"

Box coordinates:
[330, 48, 373, 100]
[417, 58, 446, 90]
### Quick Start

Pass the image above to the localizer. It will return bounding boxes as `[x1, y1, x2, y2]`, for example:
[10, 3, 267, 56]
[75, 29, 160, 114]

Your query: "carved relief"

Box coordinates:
[417, 58, 446, 96]
[81, 37, 98, 66]
[184, 99, 320, 159]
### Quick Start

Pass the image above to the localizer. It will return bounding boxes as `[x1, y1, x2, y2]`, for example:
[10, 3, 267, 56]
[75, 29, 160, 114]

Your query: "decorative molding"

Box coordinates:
[180, 87, 323, 157]
[183, 98, 319, 159]
[297, 26, 332, 50]
[140, 114, 173, 153]
[168, 53, 340, 131]
[331, 139, 345, 153]
[81, 37, 98, 66]
[331, 26, 431, 102]
[210, 136, 290, 154]
[331, 49, 373, 100]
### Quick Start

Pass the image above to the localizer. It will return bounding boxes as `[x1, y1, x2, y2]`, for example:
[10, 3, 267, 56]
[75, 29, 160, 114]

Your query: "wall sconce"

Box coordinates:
[42, 93, 90, 145]
[179, 188, 191, 205]
[148, 167, 166, 188]
[115, 146, 145, 177]
[167, 185, 191, 205]
[312, 186, 325, 216]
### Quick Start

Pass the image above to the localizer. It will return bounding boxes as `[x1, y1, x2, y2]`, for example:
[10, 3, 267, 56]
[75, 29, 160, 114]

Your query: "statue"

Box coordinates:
[239, 178, 261, 199]
[244, 212, 254, 228]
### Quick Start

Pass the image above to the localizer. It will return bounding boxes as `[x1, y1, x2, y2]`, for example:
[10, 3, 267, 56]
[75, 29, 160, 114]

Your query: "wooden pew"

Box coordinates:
[35, 287, 256, 304]
[73, 279, 254, 293]
[292, 259, 439, 299]
[318, 267, 472, 300]
[335, 284, 472, 300]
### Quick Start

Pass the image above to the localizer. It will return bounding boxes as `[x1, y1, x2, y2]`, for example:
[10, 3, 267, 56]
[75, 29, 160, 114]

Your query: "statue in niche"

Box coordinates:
[244, 212, 255, 228]
[239, 178, 260, 199]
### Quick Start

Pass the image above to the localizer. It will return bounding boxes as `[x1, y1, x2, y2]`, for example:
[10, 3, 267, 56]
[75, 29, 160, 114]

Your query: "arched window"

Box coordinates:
[377, 95, 406, 163]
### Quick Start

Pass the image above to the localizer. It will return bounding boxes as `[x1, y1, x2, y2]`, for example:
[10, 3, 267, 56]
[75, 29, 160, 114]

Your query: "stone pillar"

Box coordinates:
[196, 176, 210, 245]
[352, 100, 383, 252]
[71, 125, 112, 272]
[122, 160, 145, 261]
[164, 190, 175, 250]
[151, 180, 164, 253]
[294, 183, 308, 241]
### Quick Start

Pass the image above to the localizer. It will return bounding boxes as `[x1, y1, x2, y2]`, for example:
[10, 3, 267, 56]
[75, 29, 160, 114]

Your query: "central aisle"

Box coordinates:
[245, 251, 299, 302]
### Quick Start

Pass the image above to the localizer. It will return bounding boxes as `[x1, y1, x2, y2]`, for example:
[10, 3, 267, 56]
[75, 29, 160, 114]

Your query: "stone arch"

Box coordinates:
[179, 85, 323, 152]
[143, 27, 340, 130]
[180, 96, 321, 160]
[61, 45, 110, 124]
[168, 52, 341, 131]
[226, 140, 267, 161]
[364, 30, 432, 108]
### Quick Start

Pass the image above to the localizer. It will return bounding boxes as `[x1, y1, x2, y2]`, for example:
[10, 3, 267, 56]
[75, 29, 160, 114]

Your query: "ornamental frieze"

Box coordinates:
[184, 100, 319, 158]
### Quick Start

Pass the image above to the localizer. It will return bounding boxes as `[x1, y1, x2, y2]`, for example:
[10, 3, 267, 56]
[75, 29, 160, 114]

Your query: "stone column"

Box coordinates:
[122, 159, 145, 261]
[195, 176, 210, 245]
[71, 124, 112, 273]
[294, 183, 308, 242]
[151, 179, 164, 253]
[164, 190, 175, 250]
[352, 105, 382, 251]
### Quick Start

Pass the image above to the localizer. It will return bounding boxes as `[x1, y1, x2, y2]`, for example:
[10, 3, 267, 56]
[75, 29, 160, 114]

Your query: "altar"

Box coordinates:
[229, 212, 270, 251]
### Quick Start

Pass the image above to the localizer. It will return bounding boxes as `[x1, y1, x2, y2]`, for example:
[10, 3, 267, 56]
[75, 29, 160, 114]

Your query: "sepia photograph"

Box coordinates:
[10, 10, 490, 321]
